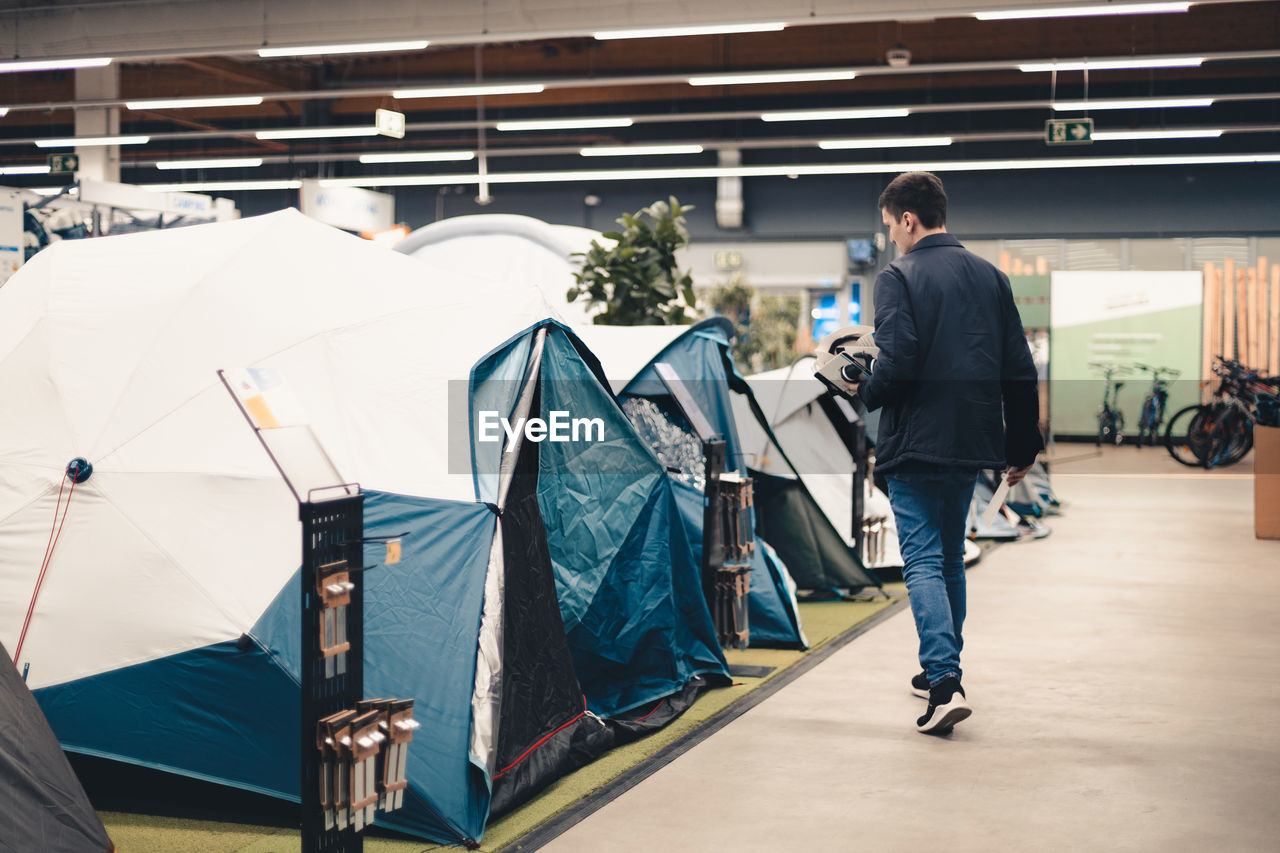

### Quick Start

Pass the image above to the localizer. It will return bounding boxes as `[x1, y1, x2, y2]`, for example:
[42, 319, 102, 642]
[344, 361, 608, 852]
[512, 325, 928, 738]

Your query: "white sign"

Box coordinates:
[299, 181, 394, 233]
[375, 108, 406, 139]
[476, 411, 605, 450]
[1050, 271, 1203, 329]
[79, 179, 214, 216]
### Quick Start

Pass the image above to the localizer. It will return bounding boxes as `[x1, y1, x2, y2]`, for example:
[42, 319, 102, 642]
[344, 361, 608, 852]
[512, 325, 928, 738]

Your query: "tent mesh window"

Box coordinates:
[621, 397, 706, 490]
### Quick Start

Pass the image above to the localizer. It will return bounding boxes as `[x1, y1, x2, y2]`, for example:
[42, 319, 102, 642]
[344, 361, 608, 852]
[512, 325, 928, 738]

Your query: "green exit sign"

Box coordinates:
[47, 153, 80, 173]
[1045, 118, 1093, 145]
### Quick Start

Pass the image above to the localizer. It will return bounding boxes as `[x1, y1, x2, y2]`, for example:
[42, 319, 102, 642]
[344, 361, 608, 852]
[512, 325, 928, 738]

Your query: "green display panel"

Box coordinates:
[1049, 271, 1203, 437]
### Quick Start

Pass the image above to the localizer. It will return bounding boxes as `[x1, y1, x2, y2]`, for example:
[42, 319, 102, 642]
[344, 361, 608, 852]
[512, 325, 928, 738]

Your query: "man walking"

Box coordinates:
[854, 172, 1042, 734]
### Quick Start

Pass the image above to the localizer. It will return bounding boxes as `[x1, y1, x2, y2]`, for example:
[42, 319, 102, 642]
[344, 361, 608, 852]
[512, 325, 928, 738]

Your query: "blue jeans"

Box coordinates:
[885, 468, 979, 687]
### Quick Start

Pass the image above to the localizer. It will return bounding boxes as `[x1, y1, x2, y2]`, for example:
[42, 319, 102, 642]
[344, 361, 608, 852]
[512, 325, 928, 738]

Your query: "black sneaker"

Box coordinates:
[916, 677, 971, 735]
[911, 671, 930, 699]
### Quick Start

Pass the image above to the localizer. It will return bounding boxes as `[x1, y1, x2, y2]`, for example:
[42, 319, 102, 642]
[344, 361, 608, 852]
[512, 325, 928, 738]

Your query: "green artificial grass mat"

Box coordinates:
[98, 588, 905, 853]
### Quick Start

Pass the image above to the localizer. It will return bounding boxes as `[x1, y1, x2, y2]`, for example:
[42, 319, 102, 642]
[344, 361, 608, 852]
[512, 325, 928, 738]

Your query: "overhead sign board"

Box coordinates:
[78, 179, 214, 216]
[48, 153, 80, 174]
[1045, 118, 1093, 145]
[299, 180, 394, 233]
[375, 108, 406, 139]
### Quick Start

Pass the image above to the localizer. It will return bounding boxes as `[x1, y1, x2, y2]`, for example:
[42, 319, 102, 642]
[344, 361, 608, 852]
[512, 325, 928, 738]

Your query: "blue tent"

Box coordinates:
[469, 324, 731, 722]
[25, 318, 727, 844]
[611, 315, 880, 601]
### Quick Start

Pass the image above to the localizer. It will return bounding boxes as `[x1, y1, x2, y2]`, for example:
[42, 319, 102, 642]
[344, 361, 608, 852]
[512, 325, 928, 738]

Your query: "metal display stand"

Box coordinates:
[217, 369, 415, 853]
[653, 363, 752, 648]
[301, 493, 365, 853]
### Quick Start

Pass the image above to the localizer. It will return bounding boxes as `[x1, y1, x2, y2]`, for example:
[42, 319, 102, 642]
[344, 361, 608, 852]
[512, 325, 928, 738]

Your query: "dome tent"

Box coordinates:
[579, 320, 882, 599]
[400, 214, 812, 647]
[0, 210, 725, 846]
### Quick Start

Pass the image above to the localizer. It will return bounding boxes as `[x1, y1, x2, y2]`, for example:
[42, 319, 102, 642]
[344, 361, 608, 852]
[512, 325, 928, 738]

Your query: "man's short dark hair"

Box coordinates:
[878, 171, 947, 229]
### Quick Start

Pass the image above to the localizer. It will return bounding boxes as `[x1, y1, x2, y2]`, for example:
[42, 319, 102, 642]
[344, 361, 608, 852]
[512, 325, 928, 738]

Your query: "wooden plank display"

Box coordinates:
[1224, 258, 1236, 360]
[1247, 268, 1259, 369]
[1233, 270, 1244, 366]
[1272, 265, 1280, 376]
[1203, 262, 1217, 401]
[1260, 258, 1270, 372]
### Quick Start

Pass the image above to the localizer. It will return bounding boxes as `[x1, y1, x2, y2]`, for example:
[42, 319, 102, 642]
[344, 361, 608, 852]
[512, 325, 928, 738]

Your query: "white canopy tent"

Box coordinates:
[0, 209, 557, 691]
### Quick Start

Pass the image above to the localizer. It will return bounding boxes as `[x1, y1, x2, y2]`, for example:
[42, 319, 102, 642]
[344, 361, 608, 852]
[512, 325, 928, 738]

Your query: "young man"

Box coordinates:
[852, 172, 1042, 734]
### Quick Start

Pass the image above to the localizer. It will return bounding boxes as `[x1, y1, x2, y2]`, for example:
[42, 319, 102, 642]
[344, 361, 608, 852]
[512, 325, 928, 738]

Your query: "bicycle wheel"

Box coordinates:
[1205, 410, 1254, 469]
[1165, 404, 1209, 466]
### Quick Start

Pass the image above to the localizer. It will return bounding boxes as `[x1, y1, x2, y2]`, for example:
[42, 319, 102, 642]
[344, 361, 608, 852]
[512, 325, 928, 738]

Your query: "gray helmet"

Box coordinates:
[814, 325, 879, 391]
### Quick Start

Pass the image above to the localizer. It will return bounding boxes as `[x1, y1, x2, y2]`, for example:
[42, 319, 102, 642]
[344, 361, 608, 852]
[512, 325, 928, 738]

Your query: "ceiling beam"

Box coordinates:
[0, 0, 1264, 63]
[3, 47, 1277, 114]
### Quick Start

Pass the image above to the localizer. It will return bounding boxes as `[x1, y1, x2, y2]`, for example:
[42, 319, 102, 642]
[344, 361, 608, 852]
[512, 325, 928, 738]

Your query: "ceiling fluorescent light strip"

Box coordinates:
[689, 69, 857, 86]
[1052, 97, 1214, 110]
[973, 3, 1190, 21]
[0, 57, 112, 73]
[35, 135, 150, 148]
[819, 136, 953, 150]
[155, 158, 264, 170]
[256, 127, 380, 140]
[127, 96, 265, 110]
[580, 144, 704, 156]
[496, 117, 634, 131]
[145, 180, 303, 192]
[308, 153, 1280, 189]
[359, 151, 476, 163]
[1092, 128, 1224, 140]
[1019, 57, 1205, 72]
[258, 40, 428, 58]
[0, 165, 51, 175]
[594, 22, 786, 40]
[393, 83, 545, 99]
[761, 108, 911, 122]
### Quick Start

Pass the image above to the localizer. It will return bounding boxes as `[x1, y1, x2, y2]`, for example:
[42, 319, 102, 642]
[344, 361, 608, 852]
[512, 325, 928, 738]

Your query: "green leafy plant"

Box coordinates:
[708, 274, 801, 373]
[568, 197, 698, 325]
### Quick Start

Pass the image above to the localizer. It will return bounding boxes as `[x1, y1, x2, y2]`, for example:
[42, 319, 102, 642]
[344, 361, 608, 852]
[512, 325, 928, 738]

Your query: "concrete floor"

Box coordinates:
[544, 447, 1280, 852]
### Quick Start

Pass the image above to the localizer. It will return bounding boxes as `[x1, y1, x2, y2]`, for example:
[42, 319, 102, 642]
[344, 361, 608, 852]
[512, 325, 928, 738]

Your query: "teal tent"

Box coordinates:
[583, 318, 880, 630]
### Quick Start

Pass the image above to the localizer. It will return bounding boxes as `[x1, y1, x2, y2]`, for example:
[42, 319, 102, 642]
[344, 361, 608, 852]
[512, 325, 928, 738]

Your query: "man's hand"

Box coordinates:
[841, 379, 863, 399]
[1005, 464, 1032, 486]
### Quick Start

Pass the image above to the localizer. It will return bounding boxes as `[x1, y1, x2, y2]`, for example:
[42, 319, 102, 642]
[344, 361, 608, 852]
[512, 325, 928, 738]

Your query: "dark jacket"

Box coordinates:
[858, 232, 1042, 473]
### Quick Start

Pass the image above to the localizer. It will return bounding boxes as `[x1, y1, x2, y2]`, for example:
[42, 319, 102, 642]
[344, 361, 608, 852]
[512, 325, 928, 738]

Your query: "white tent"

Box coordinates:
[397, 213, 605, 327]
[0, 209, 555, 691]
[397, 214, 696, 394]
[735, 358, 984, 569]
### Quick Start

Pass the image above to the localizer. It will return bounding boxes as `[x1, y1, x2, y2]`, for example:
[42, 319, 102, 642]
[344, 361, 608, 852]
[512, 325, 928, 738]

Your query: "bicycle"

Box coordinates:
[1090, 362, 1132, 446]
[1165, 357, 1279, 468]
[1133, 363, 1181, 448]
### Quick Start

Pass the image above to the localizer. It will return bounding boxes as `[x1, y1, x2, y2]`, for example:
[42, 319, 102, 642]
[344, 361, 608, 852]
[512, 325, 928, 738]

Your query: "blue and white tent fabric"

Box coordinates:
[401, 216, 812, 649]
[578, 318, 877, 627]
[0, 209, 725, 846]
